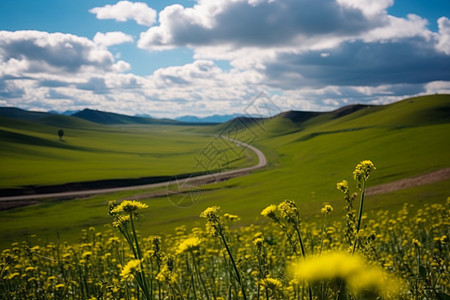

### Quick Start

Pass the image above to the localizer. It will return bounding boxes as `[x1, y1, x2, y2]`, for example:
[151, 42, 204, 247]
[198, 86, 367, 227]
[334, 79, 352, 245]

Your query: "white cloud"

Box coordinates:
[93, 31, 134, 47]
[437, 17, 450, 54]
[425, 81, 450, 95]
[0, 30, 128, 75]
[1, 1, 450, 118]
[362, 14, 432, 42]
[336, 0, 393, 17]
[90, 1, 157, 26]
[138, 0, 377, 51]
[137, 0, 450, 95]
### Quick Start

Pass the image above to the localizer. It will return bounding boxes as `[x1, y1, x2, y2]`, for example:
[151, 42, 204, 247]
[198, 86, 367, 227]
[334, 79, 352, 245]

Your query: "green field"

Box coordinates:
[1, 94, 449, 248]
[0, 116, 254, 189]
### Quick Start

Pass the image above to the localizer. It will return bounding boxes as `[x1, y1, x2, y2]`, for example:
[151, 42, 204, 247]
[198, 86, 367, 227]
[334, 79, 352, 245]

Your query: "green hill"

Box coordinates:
[0, 107, 54, 120]
[0, 94, 449, 247]
[0, 113, 254, 190]
[72, 108, 179, 125]
[35, 114, 103, 128]
[183, 94, 450, 223]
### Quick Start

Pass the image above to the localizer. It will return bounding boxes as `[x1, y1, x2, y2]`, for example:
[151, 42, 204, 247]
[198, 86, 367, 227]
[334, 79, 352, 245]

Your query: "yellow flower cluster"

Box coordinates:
[120, 259, 142, 281]
[223, 213, 240, 221]
[353, 160, 376, 182]
[261, 204, 277, 218]
[290, 251, 404, 297]
[199, 206, 220, 220]
[111, 200, 148, 213]
[176, 237, 201, 254]
[336, 179, 349, 193]
[259, 277, 283, 292]
[321, 204, 333, 214]
[412, 238, 422, 248]
[1, 161, 448, 300]
[278, 200, 298, 218]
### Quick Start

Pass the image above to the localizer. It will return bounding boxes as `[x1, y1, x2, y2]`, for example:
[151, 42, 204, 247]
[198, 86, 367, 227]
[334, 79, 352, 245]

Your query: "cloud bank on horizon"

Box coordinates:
[0, 0, 449, 117]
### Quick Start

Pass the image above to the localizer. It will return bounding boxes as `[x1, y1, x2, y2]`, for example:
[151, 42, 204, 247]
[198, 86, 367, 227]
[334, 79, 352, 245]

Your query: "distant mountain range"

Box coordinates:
[71, 109, 178, 125]
[3, 95, 448, 127]
[175, 113, 243, 123]
[0, 107, 247, 125]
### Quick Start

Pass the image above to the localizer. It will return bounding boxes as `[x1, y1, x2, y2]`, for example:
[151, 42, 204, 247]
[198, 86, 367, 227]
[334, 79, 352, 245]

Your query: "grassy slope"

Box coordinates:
[0, 116, 254, 189]
[136, 94, 450, 234]
[1, 95, 449, 248]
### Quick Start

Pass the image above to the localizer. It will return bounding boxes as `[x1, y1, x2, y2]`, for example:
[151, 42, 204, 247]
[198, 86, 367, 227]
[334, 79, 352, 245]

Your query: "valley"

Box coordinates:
[0, 94, 449, 248]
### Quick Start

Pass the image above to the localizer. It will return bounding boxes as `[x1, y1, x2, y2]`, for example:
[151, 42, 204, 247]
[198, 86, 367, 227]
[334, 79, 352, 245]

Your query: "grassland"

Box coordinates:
[0, 116, 254, 189]
[1, 94, 449, 249]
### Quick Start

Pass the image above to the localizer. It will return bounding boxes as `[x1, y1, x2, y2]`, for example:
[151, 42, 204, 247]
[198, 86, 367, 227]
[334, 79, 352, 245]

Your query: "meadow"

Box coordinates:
[1, 161, 448, 299]
[1, 95, 449, 248]
[0, 116, 254, 189]
[0, 95, 449, 298]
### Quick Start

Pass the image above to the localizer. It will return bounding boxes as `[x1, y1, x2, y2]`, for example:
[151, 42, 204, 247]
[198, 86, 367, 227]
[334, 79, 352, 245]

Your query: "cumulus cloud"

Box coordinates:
[336, 0, 393, 17]
[138, 0, 378, 51]
[0, 30, 129, 74]
[437, 17, 450, 54]
[362, 14, 432, 42]
[2, 0, 450, 118]
[90, 1, 157, 26]
[93, 31, 134, 47]
[263, 37, 450, 89]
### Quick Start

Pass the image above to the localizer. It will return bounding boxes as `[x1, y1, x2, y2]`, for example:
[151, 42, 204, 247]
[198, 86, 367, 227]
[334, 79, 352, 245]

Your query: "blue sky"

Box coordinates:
[0, 0, 449, 117]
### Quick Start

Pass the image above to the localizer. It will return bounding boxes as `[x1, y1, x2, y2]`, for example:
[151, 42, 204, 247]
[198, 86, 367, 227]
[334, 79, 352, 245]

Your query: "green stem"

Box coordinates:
[319, 214, 327, 255]
[218, 228, 247, 300]
[415, 245, 421, 300]
[352, 180, 365, 255]
[191, 251, 210, 300]
[186, 254, 198, 300]
[294, 226, 306, 259]
[119, 226, 138, 259]
[129, 212, 151, 300]
[130, 213, 143, 259]
[294, 225, 312, 300]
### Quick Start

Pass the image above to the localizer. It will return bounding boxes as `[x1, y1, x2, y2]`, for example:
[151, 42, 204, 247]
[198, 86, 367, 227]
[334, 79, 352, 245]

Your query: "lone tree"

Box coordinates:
[58, 129, 64, 141]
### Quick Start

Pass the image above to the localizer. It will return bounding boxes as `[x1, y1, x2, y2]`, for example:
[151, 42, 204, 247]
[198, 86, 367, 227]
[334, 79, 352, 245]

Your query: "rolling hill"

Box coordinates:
[0, 107, 54, 120]
[72, 108, 179, 125]
[0, 94, 449, 247]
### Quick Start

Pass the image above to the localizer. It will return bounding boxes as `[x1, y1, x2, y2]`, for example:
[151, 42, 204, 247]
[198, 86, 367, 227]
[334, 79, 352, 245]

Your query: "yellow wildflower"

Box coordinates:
[278, 200, 298, 216]
[200, 206, 220, 220]
[176, 237, 201, 254]
[259, 277, 283, 292]
[290, 251, 404, 297]
[82, 251, 93, 259]
[253, 238, 264, 247]
[261, 204, 277, 218]
[120, 259, 142, 280]
[111, 200, 148, 213]
[353, 160, 376, 182]
[112, 215, 130, 227]
[278, 200, 299, 223]
[224, 213, 240, 221]
[412, 239, 422, 248]
[7, 272, 20, 280]
[321, 204, 333, 214]
[336, 180, 349, 193]
[55, 283, 65, 289]
[156, 265, 178, 284]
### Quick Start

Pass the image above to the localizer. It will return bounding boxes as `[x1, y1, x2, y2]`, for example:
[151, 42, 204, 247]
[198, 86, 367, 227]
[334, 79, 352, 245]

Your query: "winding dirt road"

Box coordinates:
[1, 135, 448, 209]
[0, 136, 267, 205]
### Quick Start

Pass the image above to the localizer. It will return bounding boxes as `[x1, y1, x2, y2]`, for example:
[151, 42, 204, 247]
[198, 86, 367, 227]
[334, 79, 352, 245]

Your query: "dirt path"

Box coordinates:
[366, 168, 450, 196]
[0, 136, 267, 209]
[0, 137, 448, 209]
